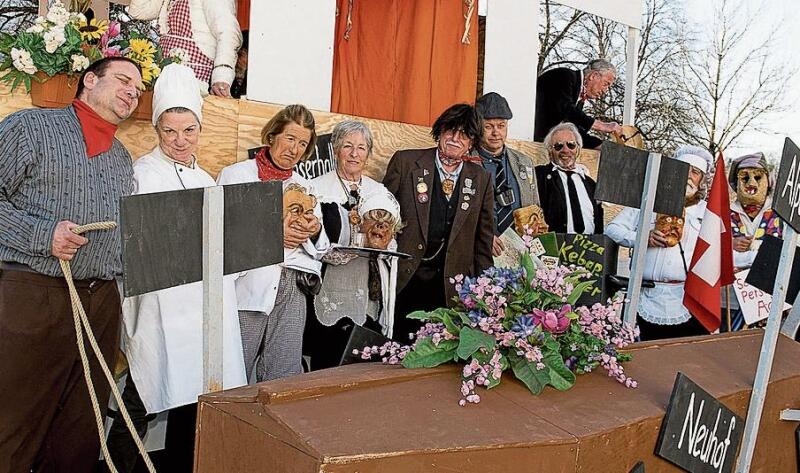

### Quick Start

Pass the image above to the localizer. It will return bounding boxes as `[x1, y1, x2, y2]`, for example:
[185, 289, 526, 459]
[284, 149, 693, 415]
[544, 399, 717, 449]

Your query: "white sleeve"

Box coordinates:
[203, 0, 243, 85]
[733, 248, 757, 270]
[127, 0, 163, 20]
[605, 208, 640, 248]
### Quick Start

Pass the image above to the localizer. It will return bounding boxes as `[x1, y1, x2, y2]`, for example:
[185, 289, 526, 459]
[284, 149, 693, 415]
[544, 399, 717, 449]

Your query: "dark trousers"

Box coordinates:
[106, 377, 155, 473]
[0, 269, 120, 473]
[637, 316, 707, 342]
[393, 267, 447, 344]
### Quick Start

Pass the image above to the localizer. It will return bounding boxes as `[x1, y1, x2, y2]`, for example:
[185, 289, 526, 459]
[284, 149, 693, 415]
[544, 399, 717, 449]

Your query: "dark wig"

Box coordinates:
[75, 56, 142, 99]
[430, 103, 483, 147]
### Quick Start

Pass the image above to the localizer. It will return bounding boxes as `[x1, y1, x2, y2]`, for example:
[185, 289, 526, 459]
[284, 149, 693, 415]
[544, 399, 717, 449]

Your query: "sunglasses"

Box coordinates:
[552, 141, 578, 151]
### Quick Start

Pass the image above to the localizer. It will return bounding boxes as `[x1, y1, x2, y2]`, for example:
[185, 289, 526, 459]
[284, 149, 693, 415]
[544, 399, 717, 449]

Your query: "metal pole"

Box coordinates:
[202, 186, 225, 393]
[735, 226, 798, 472]
[624, 152, 661, 326]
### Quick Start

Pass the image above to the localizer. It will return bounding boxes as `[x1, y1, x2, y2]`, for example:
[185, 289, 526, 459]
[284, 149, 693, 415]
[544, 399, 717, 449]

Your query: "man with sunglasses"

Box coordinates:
[535, 122, 604, 235]
[0, 57, 142, 472]
[534, 59, 623, 149]
[473, 92, 541, 256]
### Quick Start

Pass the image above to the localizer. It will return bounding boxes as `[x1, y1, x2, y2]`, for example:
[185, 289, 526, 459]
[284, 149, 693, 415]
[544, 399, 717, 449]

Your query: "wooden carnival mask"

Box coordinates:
[283, 183, 318, 222]
[655, 211, 685, 248]
[513, 204, 549, 237]
[360, 209, 398, 250]
[736, 168, 769, 209]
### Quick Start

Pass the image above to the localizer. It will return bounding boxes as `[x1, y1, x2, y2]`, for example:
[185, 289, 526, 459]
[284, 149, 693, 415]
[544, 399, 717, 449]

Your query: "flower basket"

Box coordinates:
[29, 73, 153, 121]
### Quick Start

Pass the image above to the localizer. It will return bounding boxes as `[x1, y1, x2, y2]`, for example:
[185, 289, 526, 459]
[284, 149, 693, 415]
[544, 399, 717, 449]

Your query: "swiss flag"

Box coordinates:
[683, 154, 735, 332]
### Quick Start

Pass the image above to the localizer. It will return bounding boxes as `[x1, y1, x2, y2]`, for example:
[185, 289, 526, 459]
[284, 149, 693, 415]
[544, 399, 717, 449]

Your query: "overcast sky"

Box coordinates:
[684, 0, 800, 161]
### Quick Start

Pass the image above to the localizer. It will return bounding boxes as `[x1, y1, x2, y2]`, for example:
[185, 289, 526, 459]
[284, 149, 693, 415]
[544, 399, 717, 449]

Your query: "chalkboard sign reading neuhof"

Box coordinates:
[555, 233, 618, 306]
[655, 373, 743, 473]
[248, 133, 334, 181]
[774, 137, 800, 232]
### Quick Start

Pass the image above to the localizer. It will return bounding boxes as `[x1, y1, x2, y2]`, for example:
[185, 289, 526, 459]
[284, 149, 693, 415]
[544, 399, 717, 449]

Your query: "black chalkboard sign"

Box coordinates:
[773, 137, 800, 233]
[248, 133, 335, 181]
[555, 233, 618, 306]
[744, 234, 800, 302]
[655, 373, 744, 473]
[629, 461, 645, 473]
[121, 181, 284, 297]
[595, 141, 689, 217]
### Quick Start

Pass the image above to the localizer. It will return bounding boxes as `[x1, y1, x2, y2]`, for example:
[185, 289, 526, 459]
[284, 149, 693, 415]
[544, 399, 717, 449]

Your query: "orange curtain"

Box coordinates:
[237, 0, 250, 31]
[331, 0, 478, 127]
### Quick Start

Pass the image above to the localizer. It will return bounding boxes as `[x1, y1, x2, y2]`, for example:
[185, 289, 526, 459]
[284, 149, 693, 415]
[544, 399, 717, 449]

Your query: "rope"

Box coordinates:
[343, 0, 354, 40]
[60, 222, 156, 473]
[461, 0, 475, 45]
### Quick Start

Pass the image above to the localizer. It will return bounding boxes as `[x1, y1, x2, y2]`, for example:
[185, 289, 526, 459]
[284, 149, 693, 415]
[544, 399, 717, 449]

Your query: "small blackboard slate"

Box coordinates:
[629, 461, 645, 473]
[655, 373, 744, 473]
[595, 141, 689, 217]
[339, 324, 391, 366]
[248, 133, 334, 181]
[744, 234, 800, 303]
[555, 233, 618, 306]
[773, 137, 800, 233]
[222, 181, 283, 274]
[121, 181, 284, 297]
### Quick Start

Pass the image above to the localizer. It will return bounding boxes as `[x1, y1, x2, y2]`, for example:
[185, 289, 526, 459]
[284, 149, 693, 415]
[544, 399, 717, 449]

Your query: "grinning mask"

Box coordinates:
[513, 204, 549, 237]
[655, 211, 685, 248]
[736, 168, 769, 210]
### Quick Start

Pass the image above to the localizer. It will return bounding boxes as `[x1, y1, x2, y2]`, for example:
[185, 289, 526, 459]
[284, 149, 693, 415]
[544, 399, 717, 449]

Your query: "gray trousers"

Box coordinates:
[239, 268, 306, 383]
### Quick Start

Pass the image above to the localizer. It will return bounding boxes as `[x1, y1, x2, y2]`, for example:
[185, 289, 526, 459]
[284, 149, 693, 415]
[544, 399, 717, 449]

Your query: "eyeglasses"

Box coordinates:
[551, 141, 578, 151]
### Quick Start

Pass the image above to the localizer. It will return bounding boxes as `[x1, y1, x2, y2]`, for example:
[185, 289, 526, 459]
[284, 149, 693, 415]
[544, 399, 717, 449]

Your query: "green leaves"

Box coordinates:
[406, 307, 462, 336]
[508, 352, 549, 395]
[566, 280, 596, 305]
[401, 338, 458, 369]
[542, 349, 576, 391]
[456, 327, 496, 360]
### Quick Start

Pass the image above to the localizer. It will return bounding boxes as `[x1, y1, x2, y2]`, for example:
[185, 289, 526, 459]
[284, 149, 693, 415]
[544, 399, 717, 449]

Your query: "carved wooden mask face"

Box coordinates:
[282, 184, 317, 221]
[655, 212, 685, 247]
[736, 168, 768, 207]
[361, 209, 397, 250]
[513, 204, 549, 237]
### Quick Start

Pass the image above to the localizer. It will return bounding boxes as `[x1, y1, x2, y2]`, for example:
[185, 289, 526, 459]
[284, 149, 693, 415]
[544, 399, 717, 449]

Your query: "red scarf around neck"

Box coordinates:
[72, 99, 118, 158]
[255, 147, 293, 181]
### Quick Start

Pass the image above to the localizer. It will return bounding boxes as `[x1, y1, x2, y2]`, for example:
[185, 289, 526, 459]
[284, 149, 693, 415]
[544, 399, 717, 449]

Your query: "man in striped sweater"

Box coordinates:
[0, 57, 142, 472]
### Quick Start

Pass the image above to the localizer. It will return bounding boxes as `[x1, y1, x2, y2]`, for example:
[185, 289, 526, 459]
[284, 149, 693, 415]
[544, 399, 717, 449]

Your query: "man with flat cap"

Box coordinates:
[474, 92, 542, 256]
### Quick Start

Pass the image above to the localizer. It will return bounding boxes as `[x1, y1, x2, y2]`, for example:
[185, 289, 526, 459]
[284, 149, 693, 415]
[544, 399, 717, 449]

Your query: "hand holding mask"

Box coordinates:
[654, 211, 685, 248]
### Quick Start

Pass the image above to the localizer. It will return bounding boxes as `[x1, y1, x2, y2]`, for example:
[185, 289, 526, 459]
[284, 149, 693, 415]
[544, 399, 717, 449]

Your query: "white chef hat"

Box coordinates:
[673, 145, 712, 174]
[359, 190, 401, 222]
[151, 63, 203, 126]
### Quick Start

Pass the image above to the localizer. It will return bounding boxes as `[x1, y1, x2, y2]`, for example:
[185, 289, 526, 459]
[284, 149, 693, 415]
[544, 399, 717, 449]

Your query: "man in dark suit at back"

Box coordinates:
[535, 122, 604, 235]
[534, 59, 622, 149]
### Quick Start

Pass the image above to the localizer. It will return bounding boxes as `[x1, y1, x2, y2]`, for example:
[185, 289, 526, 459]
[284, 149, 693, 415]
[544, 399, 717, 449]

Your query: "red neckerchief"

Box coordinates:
[579, 88, 589, 103]
[72, 99, 118, 158]
[255, 147, 293, 181]
[743, 204, 763, 218]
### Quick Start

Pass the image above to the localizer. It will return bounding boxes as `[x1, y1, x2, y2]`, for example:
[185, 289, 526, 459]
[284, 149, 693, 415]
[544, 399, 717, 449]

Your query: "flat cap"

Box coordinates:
[476, 92, 513, 120]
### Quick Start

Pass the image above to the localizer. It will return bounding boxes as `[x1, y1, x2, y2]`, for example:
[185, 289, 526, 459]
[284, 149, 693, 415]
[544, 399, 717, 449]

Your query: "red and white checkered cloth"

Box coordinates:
[160, 0, 214, 83]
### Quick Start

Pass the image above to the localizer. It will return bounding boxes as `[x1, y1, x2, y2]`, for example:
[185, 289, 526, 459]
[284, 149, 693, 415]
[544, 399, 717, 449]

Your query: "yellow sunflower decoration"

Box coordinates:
[128, 38, 157, 60]
[78, 18, 109, 41]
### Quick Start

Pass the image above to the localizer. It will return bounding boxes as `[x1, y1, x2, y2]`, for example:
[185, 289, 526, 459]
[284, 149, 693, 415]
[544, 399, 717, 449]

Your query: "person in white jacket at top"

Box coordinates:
[107, 64, 246, 473]
[217, 104, 330, 383]
[128, 0, 242, 96]
[605, 145, 712, 341]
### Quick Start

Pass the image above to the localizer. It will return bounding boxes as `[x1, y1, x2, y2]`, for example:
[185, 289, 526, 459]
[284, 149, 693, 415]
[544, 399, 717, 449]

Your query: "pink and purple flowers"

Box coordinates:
[356, 249, 639, 406]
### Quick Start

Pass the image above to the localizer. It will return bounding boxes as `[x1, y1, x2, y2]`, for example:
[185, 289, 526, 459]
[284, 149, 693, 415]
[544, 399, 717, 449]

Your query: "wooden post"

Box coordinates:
[735, 226, 798, 472]
[202, 186, 225, 393]
[623, 152, 661, 326]
[623, 26, 639, 126]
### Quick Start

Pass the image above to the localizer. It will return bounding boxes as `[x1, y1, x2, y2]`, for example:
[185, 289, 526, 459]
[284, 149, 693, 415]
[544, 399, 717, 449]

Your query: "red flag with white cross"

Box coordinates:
[683, 153, 735, 332]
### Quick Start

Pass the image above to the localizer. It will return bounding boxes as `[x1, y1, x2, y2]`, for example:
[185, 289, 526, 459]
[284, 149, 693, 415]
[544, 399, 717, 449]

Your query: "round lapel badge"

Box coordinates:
[417, 192, 429, 204]
[416, 182, 428, 194]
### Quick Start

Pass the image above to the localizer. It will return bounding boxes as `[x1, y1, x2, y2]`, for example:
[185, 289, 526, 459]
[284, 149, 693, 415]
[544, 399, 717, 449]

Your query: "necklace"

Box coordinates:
[336, 171, 363, 233]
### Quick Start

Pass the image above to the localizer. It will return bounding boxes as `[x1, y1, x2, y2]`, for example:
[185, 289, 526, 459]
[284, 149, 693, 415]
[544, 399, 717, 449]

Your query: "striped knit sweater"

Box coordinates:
[0, 106, 134, 279]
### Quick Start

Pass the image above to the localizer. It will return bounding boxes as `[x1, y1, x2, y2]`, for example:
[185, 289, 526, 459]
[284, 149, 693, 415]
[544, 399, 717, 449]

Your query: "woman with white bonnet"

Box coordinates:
[106, 63, 246, 473]
[304, 190, 403, 370]
[606, 144, 712, 341]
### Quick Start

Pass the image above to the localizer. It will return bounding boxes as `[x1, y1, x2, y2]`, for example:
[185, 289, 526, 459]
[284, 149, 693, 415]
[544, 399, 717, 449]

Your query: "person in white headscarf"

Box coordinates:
[107, 64, 246, 473]
[606, 145, 712, 341]
[304, 190, 403, 370]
